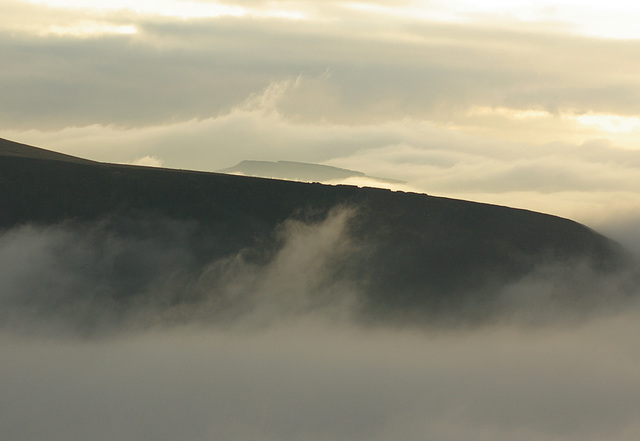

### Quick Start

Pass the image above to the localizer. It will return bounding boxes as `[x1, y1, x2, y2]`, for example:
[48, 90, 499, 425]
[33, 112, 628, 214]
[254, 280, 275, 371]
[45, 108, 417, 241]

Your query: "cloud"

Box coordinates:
[1, 200, 639, 440]
[2, 298, 640, 441]
[3, 2, 640, 130]
[128, 155, 164, 167]
[0, 208, 360, 335]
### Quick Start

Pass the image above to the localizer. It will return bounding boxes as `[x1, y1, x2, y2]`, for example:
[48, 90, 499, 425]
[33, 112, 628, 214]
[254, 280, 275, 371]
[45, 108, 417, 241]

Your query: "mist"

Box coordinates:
[1, 208, 640, 440]
[0, 208, 360, 336]
[3, 311, 640, 441]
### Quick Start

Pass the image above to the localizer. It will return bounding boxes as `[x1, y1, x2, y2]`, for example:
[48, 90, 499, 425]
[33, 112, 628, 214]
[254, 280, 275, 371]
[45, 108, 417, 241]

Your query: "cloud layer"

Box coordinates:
[2, 284, 640, 441]
[1, 209, 640, 441]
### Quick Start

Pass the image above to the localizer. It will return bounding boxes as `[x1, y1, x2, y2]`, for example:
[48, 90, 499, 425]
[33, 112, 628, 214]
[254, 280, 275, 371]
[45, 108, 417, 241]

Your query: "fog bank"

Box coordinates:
[1, 209, 640, 440]
[2, 311, 640, 441]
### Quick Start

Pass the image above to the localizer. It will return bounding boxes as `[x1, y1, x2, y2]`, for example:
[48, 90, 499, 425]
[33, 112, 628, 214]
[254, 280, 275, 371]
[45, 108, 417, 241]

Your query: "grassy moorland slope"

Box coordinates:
[0, 137, 632, 323]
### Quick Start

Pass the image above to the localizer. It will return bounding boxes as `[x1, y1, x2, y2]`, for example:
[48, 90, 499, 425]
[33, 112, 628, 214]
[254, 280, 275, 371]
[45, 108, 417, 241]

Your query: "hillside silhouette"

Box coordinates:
[0, 137, 633, 324]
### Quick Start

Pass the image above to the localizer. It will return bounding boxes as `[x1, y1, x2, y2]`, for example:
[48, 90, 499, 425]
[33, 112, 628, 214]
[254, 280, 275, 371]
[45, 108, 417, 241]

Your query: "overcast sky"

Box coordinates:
[2, 0, 640, 243]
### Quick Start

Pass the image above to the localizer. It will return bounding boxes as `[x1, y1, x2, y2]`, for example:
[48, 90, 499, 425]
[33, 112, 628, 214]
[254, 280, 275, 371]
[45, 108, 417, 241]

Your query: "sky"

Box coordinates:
[2, 0, 640, 245]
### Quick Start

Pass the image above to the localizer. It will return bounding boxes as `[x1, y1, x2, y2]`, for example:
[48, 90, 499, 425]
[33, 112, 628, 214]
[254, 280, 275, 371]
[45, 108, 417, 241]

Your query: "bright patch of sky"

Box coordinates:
[573, 114, 640, 134]
[467, 107, 551, 120]
[12, 0, 640, 41]
[345, 0, 640, 38]
[18, 0, 640, 38]
[21, 0, 306, 19]
[47, 22, 137, 36]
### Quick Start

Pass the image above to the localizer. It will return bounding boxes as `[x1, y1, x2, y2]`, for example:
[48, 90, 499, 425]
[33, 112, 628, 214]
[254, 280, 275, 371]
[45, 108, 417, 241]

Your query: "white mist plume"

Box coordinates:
[0, 208, 360, 334]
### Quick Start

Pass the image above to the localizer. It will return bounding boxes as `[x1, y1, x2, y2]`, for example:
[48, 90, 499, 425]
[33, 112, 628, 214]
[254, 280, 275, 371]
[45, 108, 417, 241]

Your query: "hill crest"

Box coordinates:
[0, 137, 96, 164]
[0, 137, 633, 324]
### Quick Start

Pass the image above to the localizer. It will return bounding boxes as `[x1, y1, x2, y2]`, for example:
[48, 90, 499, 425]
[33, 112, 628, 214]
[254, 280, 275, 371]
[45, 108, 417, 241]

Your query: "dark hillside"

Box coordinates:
[0, 138, 96, 164]
[0, 138, 633, 324]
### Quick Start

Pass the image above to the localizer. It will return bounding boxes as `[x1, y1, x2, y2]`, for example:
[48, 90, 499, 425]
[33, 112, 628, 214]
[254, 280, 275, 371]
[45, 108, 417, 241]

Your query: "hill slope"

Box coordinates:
[0, 137, 633, 326]
[0, 137, 96, 164]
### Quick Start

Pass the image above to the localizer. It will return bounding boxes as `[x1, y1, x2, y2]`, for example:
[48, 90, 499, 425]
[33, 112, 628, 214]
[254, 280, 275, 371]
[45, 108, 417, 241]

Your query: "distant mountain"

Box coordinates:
[219, 160, 405, 185]
[0, 137, 635, 327]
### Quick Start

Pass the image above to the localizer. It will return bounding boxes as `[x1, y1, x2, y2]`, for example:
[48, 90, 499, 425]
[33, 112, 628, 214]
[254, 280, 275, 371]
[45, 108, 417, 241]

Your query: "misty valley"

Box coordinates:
[2, 137, 640, 441]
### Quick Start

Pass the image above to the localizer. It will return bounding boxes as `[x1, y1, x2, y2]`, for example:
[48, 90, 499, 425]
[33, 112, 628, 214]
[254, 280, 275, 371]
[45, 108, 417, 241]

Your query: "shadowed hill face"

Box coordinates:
[0, 138, 96, 164]
[0, 139, 635, 329]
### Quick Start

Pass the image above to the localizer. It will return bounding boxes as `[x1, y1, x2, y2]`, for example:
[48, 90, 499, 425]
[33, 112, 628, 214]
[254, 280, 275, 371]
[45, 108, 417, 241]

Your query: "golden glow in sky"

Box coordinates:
[20, 0, 640, 38]
[573, 114, 640, 134]
[428, 0, 640, 38]
[48, 22, 137, 36]
[21, 0, 306, 20]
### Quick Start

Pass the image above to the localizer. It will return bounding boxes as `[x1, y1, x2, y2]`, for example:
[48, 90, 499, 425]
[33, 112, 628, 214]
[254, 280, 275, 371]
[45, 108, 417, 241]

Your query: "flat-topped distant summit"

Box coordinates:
[219, 160, 405, 185]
